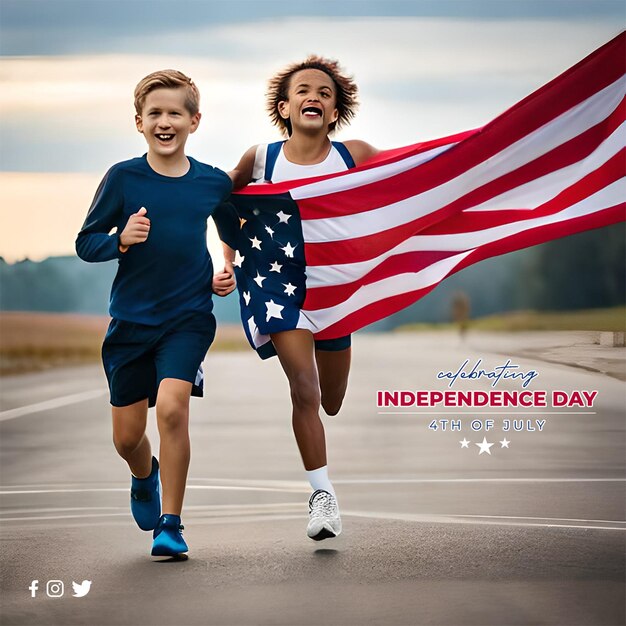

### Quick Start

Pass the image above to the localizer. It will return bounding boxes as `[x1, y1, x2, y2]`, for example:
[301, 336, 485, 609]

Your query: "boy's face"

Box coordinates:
[135, 88, 200, 159]
[278, 69, 339, 135]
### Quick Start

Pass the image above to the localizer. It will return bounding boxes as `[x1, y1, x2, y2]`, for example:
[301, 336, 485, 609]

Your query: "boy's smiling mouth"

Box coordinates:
[156, 134, 175, 142]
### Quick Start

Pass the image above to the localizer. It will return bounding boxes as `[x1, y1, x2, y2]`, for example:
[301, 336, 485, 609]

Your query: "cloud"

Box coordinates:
[0, 16, 620, 259]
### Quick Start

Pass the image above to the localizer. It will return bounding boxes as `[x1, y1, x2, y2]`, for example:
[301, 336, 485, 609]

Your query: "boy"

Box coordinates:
[76, 70, 234, 558]
[225, 56, 378, 540]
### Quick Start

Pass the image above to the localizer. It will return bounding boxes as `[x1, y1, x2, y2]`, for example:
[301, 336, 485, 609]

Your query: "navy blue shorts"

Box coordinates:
[102, 311, 216, 408]
[314, 335, 352, 352]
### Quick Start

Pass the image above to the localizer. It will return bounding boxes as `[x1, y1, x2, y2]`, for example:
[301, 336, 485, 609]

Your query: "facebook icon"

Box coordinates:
[29, 580, 39, 597]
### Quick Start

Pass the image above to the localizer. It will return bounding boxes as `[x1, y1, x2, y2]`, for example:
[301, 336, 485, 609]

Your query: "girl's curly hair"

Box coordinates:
[266, 55, 359, 136]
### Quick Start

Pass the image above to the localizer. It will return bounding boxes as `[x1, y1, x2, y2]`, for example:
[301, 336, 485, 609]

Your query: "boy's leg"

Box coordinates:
[112, 399, 161, 531]
[155, 378, 192, 516]
[111, 399, 151, 477]
[271, 329, 325, 470]
[315, 347, 351, 417]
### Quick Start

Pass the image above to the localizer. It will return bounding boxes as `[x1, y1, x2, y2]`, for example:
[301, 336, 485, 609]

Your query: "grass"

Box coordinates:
[2, 307, 624, 376]
[0, 312, 249, 376]
[397, 306, 626, 333]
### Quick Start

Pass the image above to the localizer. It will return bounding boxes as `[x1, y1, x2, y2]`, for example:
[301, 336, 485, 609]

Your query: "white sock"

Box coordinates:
[306, 466, 335, 496]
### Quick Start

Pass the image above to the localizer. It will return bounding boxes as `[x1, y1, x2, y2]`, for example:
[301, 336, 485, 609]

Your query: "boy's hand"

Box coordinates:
[213, 265, 236, 297]
[119, 207, 150, 252]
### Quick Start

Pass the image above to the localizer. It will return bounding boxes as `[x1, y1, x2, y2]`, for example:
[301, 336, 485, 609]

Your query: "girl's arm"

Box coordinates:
[343, 140, 380, 166]
[228, 145, 258, 190]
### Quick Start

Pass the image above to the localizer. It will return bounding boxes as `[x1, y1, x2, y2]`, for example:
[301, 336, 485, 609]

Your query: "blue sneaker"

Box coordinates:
[130, 456, 161, 531]
[151, 514, 189, 557]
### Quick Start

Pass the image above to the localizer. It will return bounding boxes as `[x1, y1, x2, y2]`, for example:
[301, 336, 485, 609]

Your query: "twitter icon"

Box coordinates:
[72, 580, 92, 598]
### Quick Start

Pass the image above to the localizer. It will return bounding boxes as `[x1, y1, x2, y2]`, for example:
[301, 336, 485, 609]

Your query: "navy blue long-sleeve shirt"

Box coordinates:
[76, 155, 234, 325]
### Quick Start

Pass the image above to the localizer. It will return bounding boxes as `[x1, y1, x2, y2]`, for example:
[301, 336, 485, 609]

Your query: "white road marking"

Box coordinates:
[1, 477, 623, 496]
[334, 478, 625, 484]
[0, 389, 107, 421]
[344, 510, 626, 531]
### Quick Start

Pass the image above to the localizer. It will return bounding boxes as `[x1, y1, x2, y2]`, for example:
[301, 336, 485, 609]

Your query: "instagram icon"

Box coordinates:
[46, 581, 64, 598]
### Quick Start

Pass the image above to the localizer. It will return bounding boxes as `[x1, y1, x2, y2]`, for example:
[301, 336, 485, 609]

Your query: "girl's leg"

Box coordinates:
[155, 378, 192, 516]
[112, 399, 151, 477]
[270, 329, 326, 470]
[315, 347, 351, 416]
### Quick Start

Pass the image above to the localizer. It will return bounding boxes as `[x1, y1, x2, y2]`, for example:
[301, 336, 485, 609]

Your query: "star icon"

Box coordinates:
[276, 211, 291, 224]
[500, 438, 510, 448]
[281, 242, 296, 258]
[253, 272, 266, 288]
[265, 225, 275, 238]
[283, 283, 297, 296]
[269, 261, 283, 273]
[475, 437, 494, 455]
[243, 291, 251, 306]
[233, 250, 245, 268]
[239, 217, 247, 229]
[249, 236, 262, 250]
[265, 299, 284, 322]
[459, 438, 470, 448]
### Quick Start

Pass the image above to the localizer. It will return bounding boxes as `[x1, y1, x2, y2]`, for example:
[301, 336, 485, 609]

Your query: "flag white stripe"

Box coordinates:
[291, 143, 459, 200]
[303, 181, 623, 326]
[299, 251, 474, 332]
[465, 122, 625, 212]
[305, 156, 624, 288]
[301, 77, 625, 243]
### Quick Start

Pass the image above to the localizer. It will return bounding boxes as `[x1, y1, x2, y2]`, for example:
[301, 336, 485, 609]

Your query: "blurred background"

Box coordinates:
[0, 0, 624, 374]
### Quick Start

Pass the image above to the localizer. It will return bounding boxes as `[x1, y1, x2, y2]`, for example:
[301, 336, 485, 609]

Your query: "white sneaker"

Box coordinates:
[307, 489, 342, 541]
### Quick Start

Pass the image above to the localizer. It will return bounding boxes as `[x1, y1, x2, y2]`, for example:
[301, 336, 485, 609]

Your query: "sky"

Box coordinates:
[0, 0, 623, 262]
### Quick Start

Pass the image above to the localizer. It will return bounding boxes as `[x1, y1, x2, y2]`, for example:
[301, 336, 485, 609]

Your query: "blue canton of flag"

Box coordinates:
[228, 192, 307, 359]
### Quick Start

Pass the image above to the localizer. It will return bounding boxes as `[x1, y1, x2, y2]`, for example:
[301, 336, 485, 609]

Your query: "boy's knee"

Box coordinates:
[113, 432, 143, 458]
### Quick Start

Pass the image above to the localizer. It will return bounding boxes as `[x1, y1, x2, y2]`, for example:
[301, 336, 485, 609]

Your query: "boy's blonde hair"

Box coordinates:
[134, 70, 200, 115]
[267, 55, 359, 136]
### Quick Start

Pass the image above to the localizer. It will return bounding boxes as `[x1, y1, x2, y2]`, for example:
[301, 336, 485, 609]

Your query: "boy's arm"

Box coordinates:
[228, 145, 258, 190]
[343, 140, 380, 166]
[75, 168, 126, 262]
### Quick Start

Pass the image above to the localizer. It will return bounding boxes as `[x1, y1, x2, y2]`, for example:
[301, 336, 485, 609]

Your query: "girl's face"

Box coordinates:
[278, 69, 339, 135]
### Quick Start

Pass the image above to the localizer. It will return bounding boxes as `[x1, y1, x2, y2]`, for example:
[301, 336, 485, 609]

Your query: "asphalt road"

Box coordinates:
[1, 331, 624, 626]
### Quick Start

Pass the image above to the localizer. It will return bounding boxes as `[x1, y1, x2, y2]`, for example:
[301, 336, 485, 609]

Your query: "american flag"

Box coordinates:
[227, 33, 625, 355]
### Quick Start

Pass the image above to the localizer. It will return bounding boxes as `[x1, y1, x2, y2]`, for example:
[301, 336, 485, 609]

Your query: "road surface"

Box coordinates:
[1, 332, 624, 626]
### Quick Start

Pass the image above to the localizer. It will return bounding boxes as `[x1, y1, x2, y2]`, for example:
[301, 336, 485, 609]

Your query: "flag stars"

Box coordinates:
[459, 438, 470, 448]
[233, 250, 245, 268]
[283, 283, 297, 296]
[265, 300, 284, 322]
[281, 242, 296, 258]
[249, 236, 262, 250]
[243, 291, 251, 306]
[500, 438, 511, 448]
[253, 272, 266, 288]
[239, 217, 247, 229]
[265, 225, 275, 238]
[269, 261, 283, 273]
[276, 211, 291, 224]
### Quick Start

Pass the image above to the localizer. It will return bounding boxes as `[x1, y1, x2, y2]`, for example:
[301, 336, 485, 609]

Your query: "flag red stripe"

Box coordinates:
[312, 205, 624, 339]
[421, 149, 625, 235]
[298, 134, 620, 266]
[303, 155, 623, 311]
[297, 36, 624, 221]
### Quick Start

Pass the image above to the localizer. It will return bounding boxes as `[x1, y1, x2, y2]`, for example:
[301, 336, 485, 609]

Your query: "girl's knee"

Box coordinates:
[290, 375, 321, 412]
[156, 396, 189, 432]
[321, 395, 343, 416]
